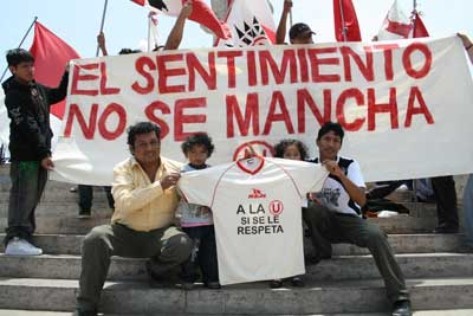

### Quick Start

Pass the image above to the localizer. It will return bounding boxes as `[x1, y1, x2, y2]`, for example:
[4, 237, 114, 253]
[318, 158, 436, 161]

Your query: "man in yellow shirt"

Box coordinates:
[76, 122, 192, 316]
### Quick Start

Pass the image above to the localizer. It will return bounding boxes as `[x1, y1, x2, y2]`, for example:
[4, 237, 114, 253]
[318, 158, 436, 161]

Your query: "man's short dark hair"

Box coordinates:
[289, 23, 316, 40]
[317, 121, 345, 141]
[127, 122, 161, 148]
[118, 48, 142, 55]
[6, 48, 34, 67]
[274, 139, 308, 160]
[181, 132, 215, 158]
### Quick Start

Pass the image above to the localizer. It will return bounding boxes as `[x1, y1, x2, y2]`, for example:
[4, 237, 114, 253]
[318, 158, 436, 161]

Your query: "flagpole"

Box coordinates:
[96, 0, 109, 57]
[0, 16, 38, 83]
[338, 0, 348, 42]
[147, 14, 152, 52]
[289, 0, 293, 28]
[412, 0, 417, 37]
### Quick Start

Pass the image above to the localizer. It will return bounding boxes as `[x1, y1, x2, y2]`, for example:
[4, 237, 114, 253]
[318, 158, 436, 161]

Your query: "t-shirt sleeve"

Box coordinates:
[347, 160, 366, 188]
[275, 159, 329, 196]
[177, 167, 221, 207]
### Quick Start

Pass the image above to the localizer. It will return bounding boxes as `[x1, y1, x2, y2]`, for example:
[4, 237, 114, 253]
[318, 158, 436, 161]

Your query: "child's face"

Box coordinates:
[187, 144, 209, 166]
[283, 144, 302, 161]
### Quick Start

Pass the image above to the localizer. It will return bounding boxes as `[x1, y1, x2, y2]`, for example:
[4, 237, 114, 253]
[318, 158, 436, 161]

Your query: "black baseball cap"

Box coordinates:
[289, 23, 316, 40]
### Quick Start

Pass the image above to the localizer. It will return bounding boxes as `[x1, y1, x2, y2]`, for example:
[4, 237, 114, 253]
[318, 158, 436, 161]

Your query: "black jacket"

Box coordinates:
[2, 72, 69, 161]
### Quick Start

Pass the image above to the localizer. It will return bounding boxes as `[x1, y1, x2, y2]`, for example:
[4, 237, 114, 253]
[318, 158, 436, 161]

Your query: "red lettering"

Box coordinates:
[259, 49, 297, 85]
[174, 98, 207, 141]
[405, 86, 434, 127]
[297, 48, 309, 83]
[63, 103, 98, 139]
[403, 43, 432, 79]
[297, 88, 331, 133]
[99, 62, 120, 95]
[340, 46, 374, 82]
[97, 103, 126, 140]
[336, 88, 365, 131]
[307, 47, 341, 83]
[247, 50, 258, 86]
[70, 64, 99, 96]
[186, 52, 216, 92]
[369, 43, 399, 81]
[226, 93, 260, 137]
[132, 56, 156, 94]
[263, 91, 294, 135]
[145, 101, 171, 139]
[217, 50, 243, 88]
[157, 53, 186, 94]
[367, 88, 399, 131]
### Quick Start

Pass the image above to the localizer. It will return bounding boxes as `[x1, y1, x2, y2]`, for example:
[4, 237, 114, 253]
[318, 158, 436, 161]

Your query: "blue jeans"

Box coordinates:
[462, 174, 473, 246]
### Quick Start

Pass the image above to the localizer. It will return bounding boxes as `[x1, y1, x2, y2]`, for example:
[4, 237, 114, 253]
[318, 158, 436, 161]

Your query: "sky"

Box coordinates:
[0, 0, 472, 82]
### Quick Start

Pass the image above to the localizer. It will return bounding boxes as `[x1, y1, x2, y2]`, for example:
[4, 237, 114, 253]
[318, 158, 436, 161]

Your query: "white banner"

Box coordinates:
[51, 36, 473, 185]
[0, 89, 9, 159]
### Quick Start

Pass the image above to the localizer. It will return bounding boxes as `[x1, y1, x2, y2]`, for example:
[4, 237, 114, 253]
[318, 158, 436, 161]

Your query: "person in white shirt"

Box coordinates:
[177, 133, 220, 290]
[303, 122, 411, 316]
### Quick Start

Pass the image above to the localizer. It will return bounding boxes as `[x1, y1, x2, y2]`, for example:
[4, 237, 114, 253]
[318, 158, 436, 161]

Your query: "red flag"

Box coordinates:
[131, 0, 231, 40]
[333, 0, 361, 42]
[29, 22, 80, 119]
[413, 13, 429, 38]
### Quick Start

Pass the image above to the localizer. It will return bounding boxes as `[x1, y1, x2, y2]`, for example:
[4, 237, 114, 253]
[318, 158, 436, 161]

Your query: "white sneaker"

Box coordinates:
[377, 210, 400, 218]
[4, 237, 43, 256]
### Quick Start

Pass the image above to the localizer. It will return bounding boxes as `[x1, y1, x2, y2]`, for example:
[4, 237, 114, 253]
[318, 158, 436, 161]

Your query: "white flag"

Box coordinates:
[0, 89, 9, 156]
[377, 0, 413, 40]
[148, 11, 160, 51]
[216, 0, 276, 47]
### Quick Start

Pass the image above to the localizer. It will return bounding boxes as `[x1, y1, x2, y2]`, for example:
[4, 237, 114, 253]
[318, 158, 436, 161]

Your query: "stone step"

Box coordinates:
[370, 216, 438, 234]
[0, 192, 439, 217]
[0, 277, 472, 314]
[1, 201, 444, 222]
[0, 253, 471, 281]
[0, 233, 465, 256]
[2, 311, 473, 316]
[0, 177, 76, 193]
[0, 191, 110, 204]
[0, 213, 442, 235]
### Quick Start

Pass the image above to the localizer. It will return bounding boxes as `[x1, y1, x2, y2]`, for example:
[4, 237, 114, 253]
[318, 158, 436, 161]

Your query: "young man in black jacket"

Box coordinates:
[2, 48, 68, 256]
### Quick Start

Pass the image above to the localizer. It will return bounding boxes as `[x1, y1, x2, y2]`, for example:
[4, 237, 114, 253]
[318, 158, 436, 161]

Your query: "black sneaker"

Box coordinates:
[433, 226, 459, 234]
[205, 281, 221, 290]
[269, 279, 283, 288]
[78, 208, 91, 219]
[290, 276, 305, 287]
[392, 300, 412, 316]
[74, 308, 97, 316]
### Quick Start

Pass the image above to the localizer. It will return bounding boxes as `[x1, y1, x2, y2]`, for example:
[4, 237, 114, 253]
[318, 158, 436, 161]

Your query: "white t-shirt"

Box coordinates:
[178, 156, 328, 285]
[177, 164, 214, 227]
[311, 156, 366, 216]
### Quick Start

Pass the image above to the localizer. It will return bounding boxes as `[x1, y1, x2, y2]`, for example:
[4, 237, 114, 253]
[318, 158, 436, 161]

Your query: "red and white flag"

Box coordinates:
[216, 0, 276, 47]
[131, 0, 231, 40]
[377, 0, 429, 40]
[412, 12, 429, 38]
[333, 0, 361, 42]
[148, 11, 160, 50]
[29, 21, 80, 119]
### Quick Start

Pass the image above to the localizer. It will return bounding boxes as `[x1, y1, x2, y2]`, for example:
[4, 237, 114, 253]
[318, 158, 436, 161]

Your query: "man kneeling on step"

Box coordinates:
[75, 122, 192, 316]
[304, 122, 411, 316]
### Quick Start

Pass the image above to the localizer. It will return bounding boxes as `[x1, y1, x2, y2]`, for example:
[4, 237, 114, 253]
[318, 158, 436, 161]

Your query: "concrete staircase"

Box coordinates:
[0, 164, 472, 315]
